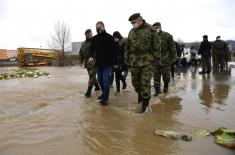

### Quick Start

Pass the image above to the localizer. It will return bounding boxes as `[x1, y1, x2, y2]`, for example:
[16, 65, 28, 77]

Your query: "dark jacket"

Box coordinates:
[175, 41, 181, 58]
[115, 38, 126, 67]
[198, 40, 212, 57]
[89, 30, 118, 68]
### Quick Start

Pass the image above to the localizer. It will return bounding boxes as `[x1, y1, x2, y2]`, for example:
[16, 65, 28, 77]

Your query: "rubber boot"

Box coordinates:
[84, 86, 93, 97]
[116, 80, 120, 93]
[94, 82, 100, 91]
[120, 75, 127, 90]
[140, 98, 149, 114]
[163, 82, 169, 93]
[122, 81, 127, 90]
[154, 86, 161, 96]
[115, 77, 120, 93]
[199, 69, 206, 74]
[138, 93, 142, 104]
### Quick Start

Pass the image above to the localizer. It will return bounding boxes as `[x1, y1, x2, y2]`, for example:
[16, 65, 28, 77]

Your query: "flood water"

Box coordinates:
[0, 66, 235, 155]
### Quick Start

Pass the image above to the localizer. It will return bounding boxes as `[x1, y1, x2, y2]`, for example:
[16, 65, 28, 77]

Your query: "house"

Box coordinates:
[0, 49, 17, 61]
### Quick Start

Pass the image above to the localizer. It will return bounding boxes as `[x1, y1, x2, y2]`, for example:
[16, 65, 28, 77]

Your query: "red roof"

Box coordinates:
[0, 49, 17, 60]
[7, 50, 17, 59]
[0, 49, 8, 59]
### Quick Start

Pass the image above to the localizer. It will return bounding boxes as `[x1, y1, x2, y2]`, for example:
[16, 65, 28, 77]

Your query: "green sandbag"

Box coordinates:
[212, 128, 235, 149]
[0, 69, 51, 80]
[155, 129, 192, 141]
[194, 129, 210, 137]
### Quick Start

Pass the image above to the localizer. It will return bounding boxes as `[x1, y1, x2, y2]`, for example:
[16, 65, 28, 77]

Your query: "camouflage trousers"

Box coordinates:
[130, 65, 152, 99]
[153, 65, 170, 87]
[201, 56, 211, 72]
[87, 67, 97, 87]
[213, 53, 225, 72]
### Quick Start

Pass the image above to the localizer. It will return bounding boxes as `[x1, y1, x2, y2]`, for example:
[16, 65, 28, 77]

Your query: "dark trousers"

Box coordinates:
[171, 63, 175, 77]
[96, 66, 112, 101]
[114, 69, 125, 92]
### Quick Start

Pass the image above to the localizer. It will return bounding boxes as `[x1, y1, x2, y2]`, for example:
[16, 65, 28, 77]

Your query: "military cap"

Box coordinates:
[85, 29, 92, 34]
[216, 36, 220, 39]
[203, 35, 208, 39]
[128, 13, 141, 21]
[153, 22, 161, 27]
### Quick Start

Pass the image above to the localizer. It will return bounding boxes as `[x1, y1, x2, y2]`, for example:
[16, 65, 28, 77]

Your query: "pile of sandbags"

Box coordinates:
[0, 69, 52, 80]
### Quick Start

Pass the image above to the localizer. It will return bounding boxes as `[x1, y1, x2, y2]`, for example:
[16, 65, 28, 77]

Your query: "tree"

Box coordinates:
[48, 21, 71, 66]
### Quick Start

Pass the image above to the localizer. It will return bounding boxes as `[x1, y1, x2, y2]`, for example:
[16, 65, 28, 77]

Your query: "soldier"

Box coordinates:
[198, 35, 212, 74]
[212, 36, 228, 73]
[152, 22, 177, 96]
[79, 29, 100, 97]
[125, 13, 159, 114]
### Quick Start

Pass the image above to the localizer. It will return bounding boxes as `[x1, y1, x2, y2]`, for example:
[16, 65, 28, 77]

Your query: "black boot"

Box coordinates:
[97, 95, 103, 100]
[163, 82, 169, 93]
[140, 98, 149, 114]
[84, 86, 93, 97]
[116, 78, 121, 93]
[94, 82, 100, 91]
[199, 69, 206, 74]
[122, 81, 127, 90]
[138, 93, 142, 104]
[154, 86, 161, 96]
[120, 75, 127, 90]
[116, 83, 120, 93]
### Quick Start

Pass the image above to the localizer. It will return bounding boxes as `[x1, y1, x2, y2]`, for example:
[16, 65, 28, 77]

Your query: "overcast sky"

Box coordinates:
[0, 0, 235, 49]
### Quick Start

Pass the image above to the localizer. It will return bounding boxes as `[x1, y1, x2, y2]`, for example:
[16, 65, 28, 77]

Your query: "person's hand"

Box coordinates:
[88, 57, 94, 62]
[113, 65, 119, 69]
[171, 58, 176, 64]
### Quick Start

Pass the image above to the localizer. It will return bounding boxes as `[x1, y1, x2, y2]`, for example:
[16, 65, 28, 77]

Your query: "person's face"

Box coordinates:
[96, 23, 104, 33]
[85, 32, 92, 39]
[130, 17, 142, 28]
[153, 25, 161, 33]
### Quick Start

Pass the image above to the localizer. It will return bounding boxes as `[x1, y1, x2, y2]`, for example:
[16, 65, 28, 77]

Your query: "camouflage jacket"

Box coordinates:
[153, 31, 177, 66]
[212, 40, 228, 56]
[125, 22, 159, 66]
[79, 40, 95, 68]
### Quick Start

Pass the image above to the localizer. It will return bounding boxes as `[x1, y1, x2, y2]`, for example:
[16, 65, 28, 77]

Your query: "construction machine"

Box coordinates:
[17, 48, 61, 67]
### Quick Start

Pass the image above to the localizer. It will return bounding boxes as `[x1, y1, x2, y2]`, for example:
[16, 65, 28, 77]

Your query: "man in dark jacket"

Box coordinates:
[198, 35, 212, 74]
[89, 21, 118, 105]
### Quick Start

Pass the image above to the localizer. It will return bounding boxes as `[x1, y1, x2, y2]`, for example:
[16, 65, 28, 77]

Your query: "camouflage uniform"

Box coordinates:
[79, 40, 97, 87]
[153, 31, 177, 93]
[125, 22, 159, 100]
[212, 40, 228, 72]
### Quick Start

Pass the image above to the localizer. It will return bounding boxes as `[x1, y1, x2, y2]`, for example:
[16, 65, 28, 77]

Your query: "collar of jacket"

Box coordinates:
[97, 30, 107, 35]
[86, 38, 92, 43]
[137, 20, 147, 29]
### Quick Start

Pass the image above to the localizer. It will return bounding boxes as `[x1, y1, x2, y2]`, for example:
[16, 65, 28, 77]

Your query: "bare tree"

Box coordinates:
[48, 21, 71, 66]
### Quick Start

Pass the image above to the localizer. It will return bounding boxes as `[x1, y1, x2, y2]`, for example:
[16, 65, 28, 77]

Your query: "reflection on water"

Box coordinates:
[199, 73, 231, 111]
[199, 74, 213, 109]
[0, 66, 235, 155]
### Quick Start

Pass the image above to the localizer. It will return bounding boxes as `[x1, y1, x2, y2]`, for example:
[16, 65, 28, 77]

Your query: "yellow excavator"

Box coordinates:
[17, 48, 61, 67]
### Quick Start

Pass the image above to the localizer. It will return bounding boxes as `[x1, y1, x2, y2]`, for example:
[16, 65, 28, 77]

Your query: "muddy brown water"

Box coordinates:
[0, 66, 235, 155]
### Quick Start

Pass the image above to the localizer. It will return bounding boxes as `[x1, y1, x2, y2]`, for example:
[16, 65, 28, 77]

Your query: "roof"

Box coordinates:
[0, 49, 17, 60]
